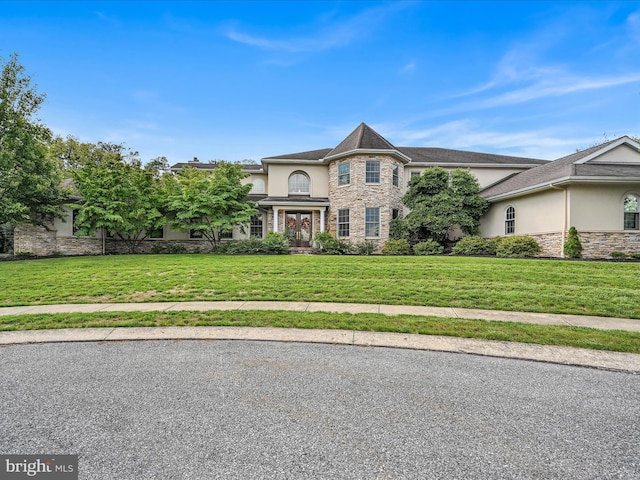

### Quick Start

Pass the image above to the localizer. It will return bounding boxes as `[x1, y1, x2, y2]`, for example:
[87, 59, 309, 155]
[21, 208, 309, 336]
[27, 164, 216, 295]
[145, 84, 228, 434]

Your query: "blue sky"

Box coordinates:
[2, 1, 639, 163]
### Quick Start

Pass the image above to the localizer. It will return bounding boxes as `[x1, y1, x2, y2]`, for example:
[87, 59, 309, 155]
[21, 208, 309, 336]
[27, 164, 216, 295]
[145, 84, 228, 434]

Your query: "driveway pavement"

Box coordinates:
[1, 340, 638, 479]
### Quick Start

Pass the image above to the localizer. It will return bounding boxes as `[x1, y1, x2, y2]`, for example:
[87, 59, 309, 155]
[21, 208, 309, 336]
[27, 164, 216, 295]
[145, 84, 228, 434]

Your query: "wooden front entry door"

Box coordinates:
[285, 212, 312, 247]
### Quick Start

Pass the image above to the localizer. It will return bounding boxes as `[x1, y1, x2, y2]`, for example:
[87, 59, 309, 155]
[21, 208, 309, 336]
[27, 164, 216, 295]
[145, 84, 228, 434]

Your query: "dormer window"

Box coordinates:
[288, 171, 310, 195]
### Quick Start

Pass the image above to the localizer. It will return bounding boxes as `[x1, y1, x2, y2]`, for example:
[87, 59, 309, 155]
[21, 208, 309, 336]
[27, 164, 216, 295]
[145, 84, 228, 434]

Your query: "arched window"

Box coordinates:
[288, 171, 310, 195]
[250, 178, 265, 194]
[624, 194, 639, 230]
[505, 206, 515, 235]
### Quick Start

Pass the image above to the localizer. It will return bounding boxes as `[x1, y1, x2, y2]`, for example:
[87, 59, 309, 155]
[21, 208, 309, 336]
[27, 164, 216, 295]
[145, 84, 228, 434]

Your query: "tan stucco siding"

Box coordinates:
[266, 164, 329, 197]
[480, 189, 565, 237]
[243, 173, 267, 194]
[588, 144, 640, 163]
[53, 207, 101, 238]
[569, 184, 640, 231]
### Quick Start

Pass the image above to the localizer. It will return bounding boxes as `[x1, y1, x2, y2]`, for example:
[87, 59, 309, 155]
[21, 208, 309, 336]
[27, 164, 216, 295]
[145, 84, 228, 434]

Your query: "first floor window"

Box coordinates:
[337, 209, 350, 237]
[365, 207, 380, 237]
[149, 227, 164, 239]
[392, 208, 400, 220]
[250, 215, 264, 238]
[189, 229, 203, 239]
[624, 194, 639, 230]
[72, 209, 82, 234]
[219, 230, 233, 240]
[505, 206, 515, 235]
[338, 162, 350, 186]
[365, 160, 380, 183]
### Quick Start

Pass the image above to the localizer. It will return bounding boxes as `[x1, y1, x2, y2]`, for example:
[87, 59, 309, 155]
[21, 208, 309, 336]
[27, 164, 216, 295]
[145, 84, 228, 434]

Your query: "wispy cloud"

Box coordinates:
[401, 61, 416, 74]
[224, 3, 407, 53]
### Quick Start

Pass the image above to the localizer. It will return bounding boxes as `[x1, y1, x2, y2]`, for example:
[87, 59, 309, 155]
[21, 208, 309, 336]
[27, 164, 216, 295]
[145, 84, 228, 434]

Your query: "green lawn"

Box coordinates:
[2, 254, 639, 352]
[1, 254, 639, 318]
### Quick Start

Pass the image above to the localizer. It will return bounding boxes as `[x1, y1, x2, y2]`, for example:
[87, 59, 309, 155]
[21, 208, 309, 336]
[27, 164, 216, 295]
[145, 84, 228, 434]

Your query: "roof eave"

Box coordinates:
[407, 162, 541, 168]
[323, 148, 411, 164]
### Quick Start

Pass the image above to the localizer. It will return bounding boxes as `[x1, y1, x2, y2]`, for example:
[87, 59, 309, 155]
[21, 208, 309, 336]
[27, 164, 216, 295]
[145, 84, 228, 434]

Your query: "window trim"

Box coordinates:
[250, 214, 264, 239]
[288, 171, 311, 195]
[505, 206, 515, 235]
[148, 227, 164, 240]
[338, 162, 350, 186]
[365, 159, 381, 184]
[624, 193, 640, 230]
[365, 207, 380, 238]
[337, 208, 350, 238]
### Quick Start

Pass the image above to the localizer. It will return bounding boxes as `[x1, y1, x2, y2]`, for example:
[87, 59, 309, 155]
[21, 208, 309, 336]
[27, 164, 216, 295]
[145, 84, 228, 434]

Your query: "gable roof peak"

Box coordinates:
[325, 123, 403, 161]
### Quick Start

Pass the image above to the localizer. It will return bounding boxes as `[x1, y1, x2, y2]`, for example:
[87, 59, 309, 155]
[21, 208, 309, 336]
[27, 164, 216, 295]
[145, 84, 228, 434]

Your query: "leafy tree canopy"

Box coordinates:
[392, 167, 489, 245]
[72, 145, 165, 253]
[0, 53, 68, 225]
[163, 162, 257, 249]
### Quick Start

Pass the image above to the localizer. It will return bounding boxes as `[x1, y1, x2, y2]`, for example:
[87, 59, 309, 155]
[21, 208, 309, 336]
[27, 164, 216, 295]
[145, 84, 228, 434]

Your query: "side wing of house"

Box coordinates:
[480, 136, 640, 258]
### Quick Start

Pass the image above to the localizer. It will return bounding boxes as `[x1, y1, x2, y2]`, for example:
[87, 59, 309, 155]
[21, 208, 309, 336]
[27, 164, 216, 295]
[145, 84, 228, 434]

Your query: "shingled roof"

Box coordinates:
[480, 136, 640, 200]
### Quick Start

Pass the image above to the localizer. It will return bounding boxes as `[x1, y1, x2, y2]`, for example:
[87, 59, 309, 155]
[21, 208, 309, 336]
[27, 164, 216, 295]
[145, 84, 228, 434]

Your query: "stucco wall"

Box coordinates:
[590, 144, 640, 163]
[265, 164, 329, 197]
[480, 189, 565, 238]
[403, 166, 526, 190]
[569, 184, 640, 231]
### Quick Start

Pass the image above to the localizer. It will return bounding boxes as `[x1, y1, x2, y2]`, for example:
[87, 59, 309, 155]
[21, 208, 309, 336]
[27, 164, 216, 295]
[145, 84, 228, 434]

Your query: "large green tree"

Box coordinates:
[0, 53, 67, 225]
[392, 167, 489, 245]
[72, 146, 165, 253]
[163, 162, 257, 249]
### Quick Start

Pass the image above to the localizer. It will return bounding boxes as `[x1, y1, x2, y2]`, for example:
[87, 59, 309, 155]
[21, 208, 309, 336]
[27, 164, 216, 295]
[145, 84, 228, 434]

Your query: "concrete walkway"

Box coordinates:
[0, 301, 639, 373]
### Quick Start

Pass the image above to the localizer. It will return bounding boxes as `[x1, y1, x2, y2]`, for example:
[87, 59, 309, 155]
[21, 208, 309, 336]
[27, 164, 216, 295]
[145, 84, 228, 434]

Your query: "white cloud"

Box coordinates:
[223, 3, 407, 53]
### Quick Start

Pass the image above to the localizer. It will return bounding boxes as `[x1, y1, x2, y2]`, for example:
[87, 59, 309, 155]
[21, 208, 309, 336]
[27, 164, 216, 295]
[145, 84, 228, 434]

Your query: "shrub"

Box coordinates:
[14, 251, 34, 257]
[223, 239, 264, 254]
[495, 235, 541, 258]
[313, 232, 353, 255]
[355, 240, 377, 256]
[261, 232, 290, 254]
[630, 253, 640, 260]
[563, 226, 583, 258]
[610, 251, 628, 259]
[166, 244, 187, 254]
[451, 236, 496, 256]
[413, 240, 444, 256]
[382, 239, 411, 256]
[150, 244, 166, 254]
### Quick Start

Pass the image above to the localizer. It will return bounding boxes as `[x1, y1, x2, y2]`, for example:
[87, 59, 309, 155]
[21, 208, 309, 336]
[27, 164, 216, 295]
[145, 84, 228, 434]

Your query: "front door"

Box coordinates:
[285, 212, 312, 247]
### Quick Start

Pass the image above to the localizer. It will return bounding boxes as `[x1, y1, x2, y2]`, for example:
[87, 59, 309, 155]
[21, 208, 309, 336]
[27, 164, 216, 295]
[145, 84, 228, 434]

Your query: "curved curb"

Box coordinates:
[1, 326, 638, 374]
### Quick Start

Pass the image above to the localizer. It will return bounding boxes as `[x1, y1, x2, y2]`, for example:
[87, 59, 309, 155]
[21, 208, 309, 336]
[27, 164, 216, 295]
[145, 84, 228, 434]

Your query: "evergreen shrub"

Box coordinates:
[563, 226, 583, 258]
[413, 240, 444, 256]
[451, 236, 496, 256]
[495, 235, 541, 258]
[382, 239, 411, 255]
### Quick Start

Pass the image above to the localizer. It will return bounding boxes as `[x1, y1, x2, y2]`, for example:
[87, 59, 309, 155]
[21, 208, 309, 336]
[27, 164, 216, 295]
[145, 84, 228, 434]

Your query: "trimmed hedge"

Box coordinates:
[451, 236, 496, 256]
[495, 235, 541, 258]
[413, 240, 444, 256]
[382, 239, 411, 255]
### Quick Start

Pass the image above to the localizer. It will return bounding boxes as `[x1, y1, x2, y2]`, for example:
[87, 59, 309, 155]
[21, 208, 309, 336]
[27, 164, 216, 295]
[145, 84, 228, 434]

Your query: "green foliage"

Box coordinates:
[150, 245, 166, 254]
[163, 163, 257, 249]
[0, 53, 68, 226]
[413, 240, 444, 256]
[71, 147, 165, 253]
[452, 236, 497, 256]
[14, 251, 33, 257]
[563, 226, 583, 258]
[313, 232, 353, 255]
[610, 251, 628, 259]
[382, 239, 411, 255]
[495, 235, 541, 258]
[261, 232, 290, 254]
[355, 240, 377, 256]
[630, 253, 640, 260]
[394, 167, 489, 245]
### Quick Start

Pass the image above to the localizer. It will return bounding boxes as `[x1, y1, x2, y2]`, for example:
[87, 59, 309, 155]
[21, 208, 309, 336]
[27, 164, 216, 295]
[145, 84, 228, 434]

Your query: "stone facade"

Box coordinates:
[520, 231, 640, 258]
[327, 155, 404, 250]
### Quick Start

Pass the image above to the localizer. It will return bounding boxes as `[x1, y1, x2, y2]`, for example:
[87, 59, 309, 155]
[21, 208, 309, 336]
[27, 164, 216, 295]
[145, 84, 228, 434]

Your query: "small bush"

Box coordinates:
[563, 226, 583, 258]
[262, 232, 290, 254]
[314, 232, 353, 255]
[166, 244, 187, 254]
[14, 251, 34, 257]
[150, 245, 166, 254]
[355, 240, 377, 256]
[451, 236, 496, 256]
[382, 239, 411, 256]
[610, 251, 628, 259]
[630, 253, 640, 260]
[223, 239, 264, 254]
[413, 240, 444, 256]
[495, 235, 541, 258]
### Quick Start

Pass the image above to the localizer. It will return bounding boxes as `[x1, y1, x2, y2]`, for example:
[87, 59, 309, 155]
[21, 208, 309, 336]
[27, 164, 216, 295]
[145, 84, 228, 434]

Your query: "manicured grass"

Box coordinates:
[1, 310, 638, 353]
[2, 254, 640, 318]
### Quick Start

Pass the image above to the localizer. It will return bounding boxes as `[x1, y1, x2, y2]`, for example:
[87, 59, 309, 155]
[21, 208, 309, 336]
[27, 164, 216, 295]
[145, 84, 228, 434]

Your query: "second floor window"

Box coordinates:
[338, 162, 350, 186]
[288, 172, 310, 195]
[392, 165, 399, 187]
[365, 160, 380, 183]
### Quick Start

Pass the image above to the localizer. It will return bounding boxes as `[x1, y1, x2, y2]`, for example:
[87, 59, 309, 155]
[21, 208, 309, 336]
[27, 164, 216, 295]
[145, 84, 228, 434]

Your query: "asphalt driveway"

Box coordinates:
[1, 340, 638, 479]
